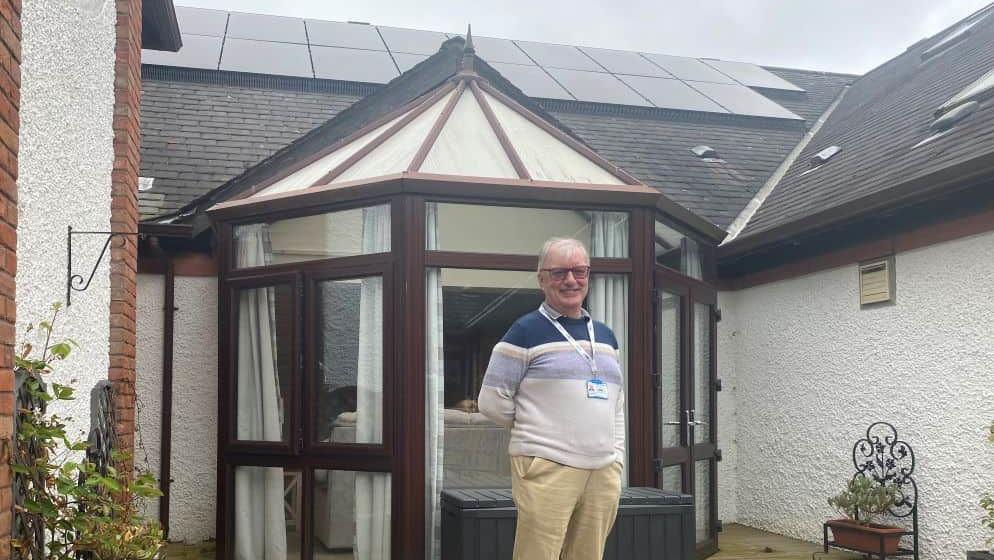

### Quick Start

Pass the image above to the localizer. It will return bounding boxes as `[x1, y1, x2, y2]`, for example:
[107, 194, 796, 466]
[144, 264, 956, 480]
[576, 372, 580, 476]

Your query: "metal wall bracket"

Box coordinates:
[66, 226, 142, 306]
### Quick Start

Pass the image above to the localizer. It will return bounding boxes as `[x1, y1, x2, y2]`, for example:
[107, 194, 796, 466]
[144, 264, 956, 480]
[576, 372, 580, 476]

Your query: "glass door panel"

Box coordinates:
[657, 290, 682, 451]
[233, 282, 296, 446]
[313, 469, 392, 558]
[233, 466, 301, 560]
[312, 275, 385, 446]
[693, 303, 712, 444]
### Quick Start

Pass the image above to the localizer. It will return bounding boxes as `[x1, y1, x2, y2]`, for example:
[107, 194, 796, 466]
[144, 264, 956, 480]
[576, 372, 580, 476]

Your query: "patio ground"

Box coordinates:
[162, 523, 865, 559]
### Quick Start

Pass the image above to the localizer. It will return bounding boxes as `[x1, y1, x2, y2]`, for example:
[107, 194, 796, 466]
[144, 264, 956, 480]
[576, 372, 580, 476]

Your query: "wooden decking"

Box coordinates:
[714, 524, 862, 559]
[163, 523, 864, 559]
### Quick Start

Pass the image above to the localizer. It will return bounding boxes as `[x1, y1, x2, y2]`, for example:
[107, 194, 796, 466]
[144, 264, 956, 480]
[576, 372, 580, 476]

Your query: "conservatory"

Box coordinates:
[207, 39, 725, 560]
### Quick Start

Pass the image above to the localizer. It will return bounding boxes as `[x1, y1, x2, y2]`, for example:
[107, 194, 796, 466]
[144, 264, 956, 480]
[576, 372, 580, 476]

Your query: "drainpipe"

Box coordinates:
[159, 249, 176, 538]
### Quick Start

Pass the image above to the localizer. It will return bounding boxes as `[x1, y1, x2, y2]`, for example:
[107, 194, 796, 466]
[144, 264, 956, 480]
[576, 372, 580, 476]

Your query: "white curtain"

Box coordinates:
[233, 224, 288, 560]
[588, 212, 630, 485]
[424, 203, 445, 560]
[355, 205, 391, 559]
[683, 237, 702, 280]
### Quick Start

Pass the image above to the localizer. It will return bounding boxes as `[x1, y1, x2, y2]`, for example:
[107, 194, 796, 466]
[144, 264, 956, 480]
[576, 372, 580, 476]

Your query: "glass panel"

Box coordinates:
[311, 46, 399, 83]
[314, 277, 384, 445]
[695, 460, 712, 543]
[693, 303, 711, 444]
[141, 34, 222, 70]
[580, 47, 673, 78]
[235, 284, 293, 442]
[233, 204, 391, 268]
[640, 54, 735, 84]
[482, 90, 625, 183]
[660, 464, 682, 493]
[620, 75, 728, 113]
[514, 40, 601, 71]
[226, 12, 307, 43]
[173, 6, 228, 37]
[589, 273, 630, 485]
[487, 63, 573, 99]
[306, 19, 386, 50]
[428, 202, 629, 257]
[233, 466, 300, 559]
[658, 291, 681, 450]
[655, 219, 702, 279]
[700, 59, 804, 91]
[546, 68, 651, 106]
[689, 81, 802, 120]
[219, 38, 313, 78]
[313, 470, 391, 558]
[420, 89, 518, 178]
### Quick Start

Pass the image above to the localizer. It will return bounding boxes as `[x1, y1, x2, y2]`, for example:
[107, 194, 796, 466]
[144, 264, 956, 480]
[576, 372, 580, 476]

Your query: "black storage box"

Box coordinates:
[441, 487, 694, 560]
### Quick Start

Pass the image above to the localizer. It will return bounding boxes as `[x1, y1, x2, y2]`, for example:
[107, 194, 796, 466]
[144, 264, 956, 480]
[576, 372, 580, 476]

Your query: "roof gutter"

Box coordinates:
[722, 84, 850, 244]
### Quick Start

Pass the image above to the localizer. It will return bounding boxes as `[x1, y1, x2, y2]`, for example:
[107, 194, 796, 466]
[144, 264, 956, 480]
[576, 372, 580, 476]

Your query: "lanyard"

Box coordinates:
[538, 305, 598, 376]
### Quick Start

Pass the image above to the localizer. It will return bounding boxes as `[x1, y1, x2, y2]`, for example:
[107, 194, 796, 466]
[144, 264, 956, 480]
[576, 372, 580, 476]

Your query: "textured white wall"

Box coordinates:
[17, 1, 116, 443]
[137, 273, 218, 542]
[716, 291, 738, 524]
[721, 230, 994, 558]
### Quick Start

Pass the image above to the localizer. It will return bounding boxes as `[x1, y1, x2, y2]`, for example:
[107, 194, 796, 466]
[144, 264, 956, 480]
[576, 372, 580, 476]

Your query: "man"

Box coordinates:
[478, 237, 625, 560]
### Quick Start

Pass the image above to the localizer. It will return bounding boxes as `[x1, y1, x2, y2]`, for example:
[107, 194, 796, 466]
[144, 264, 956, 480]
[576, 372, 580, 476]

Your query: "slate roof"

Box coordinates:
[733, 5, 994, 243]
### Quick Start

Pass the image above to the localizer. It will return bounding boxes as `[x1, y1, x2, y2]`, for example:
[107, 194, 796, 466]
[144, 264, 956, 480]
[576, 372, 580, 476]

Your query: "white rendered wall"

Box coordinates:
[137, 273, 218, 542]
[716, 291, 738, 524]
[720, 230, 994, 558]
[17, 1, 116, 443]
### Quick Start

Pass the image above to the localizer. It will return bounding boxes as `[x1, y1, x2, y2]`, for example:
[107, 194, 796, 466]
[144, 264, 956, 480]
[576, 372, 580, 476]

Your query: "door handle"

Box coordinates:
[663, 421, 682, 425]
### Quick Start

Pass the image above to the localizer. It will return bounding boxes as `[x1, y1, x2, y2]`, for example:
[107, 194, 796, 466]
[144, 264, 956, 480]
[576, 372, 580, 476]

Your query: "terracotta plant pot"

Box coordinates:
[827, 519, 904, 554]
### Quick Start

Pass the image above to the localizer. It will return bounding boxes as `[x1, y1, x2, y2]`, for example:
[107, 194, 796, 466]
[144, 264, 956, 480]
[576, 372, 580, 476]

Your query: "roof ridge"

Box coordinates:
[722, 84, 850, 244]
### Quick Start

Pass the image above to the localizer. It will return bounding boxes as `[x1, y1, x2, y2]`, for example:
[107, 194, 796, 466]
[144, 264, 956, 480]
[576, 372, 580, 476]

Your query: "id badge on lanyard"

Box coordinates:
[538, 306, 608, 400]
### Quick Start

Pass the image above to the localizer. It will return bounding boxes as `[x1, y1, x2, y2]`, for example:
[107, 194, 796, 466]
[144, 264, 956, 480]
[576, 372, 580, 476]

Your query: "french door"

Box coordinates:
[220, 260, 398, 560]
[652, 266, 719, 558]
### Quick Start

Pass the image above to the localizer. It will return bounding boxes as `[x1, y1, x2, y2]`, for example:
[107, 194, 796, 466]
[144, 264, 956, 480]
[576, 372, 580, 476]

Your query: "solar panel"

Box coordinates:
[689, 82, 802, 119]
[226, 12, 307, 44]
[488, 63, 573, 100]
[514, 41, 602, 71]
[219, 39, 313, 78]
[581, 47, 672, 78]
[305, 20, 386, 51]
[174, 6, 228, 37]
[701, 59, 804, 91]
[311, 46, 398, 83]
[141, 34, 222, 69]
[393, 52, 428, 73]
[377, 26, 448, 55]
[546, 68, 650, 106]
[641, 54, 735, 83]
[619, 75, 728, 113]
[449, 35, 534, 65]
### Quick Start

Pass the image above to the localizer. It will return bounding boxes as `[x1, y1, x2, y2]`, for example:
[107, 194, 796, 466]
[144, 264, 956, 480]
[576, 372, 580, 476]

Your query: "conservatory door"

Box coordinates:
[653, 266, 719, 558]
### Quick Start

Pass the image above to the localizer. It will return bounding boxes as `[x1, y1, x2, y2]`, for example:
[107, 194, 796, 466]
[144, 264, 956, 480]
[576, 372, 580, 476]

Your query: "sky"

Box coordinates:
[176, 0, 992, 75]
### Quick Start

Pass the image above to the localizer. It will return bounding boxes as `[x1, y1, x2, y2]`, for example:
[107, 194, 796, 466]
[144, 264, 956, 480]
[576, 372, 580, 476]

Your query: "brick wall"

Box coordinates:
[109, 0, 141, 465]
[0, 0, 17, 554]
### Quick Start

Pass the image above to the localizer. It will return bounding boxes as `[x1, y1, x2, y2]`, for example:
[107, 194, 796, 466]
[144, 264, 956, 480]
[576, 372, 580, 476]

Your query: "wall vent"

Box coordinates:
[859, 256, 895, 307]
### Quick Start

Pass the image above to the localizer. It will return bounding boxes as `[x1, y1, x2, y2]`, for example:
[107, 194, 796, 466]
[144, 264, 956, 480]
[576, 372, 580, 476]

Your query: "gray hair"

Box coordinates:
[537, 237, 589, 273]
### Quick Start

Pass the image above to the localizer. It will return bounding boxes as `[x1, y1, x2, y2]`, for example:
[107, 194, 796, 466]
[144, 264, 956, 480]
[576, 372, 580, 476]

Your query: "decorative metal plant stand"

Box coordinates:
[822, 422, 919, 560]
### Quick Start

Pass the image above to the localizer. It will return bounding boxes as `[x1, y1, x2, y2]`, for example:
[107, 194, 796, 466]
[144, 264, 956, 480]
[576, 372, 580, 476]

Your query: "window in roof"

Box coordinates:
[690, 145, 723, 162]
[801, 145, 841, 174]
[914, 100, 980, 148]
[922, 10, 990, 60]
[938, 67, 994, 114]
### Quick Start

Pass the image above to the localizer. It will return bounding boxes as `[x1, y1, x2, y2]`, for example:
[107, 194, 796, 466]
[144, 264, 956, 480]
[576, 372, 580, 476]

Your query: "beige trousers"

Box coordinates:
[510, 455, 622, 560]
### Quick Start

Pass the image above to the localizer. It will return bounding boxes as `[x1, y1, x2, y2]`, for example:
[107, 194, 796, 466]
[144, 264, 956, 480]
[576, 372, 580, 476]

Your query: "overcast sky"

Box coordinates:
[177, 0, 991, 75]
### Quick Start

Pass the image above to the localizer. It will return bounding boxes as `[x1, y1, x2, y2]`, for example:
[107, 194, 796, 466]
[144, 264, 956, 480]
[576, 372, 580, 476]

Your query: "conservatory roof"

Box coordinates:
[242, 32, 639, 201]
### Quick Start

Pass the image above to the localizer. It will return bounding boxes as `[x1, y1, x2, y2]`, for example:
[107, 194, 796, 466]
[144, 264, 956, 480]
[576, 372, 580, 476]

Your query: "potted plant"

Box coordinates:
[968, 421, 994, 560]
[826, 475, 905, 554]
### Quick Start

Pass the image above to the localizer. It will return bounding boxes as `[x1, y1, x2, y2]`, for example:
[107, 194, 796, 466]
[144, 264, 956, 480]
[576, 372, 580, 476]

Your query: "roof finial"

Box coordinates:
[460, 24, 476, 75]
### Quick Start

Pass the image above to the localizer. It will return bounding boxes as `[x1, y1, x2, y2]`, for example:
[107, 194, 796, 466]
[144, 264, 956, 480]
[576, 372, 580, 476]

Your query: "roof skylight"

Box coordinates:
[914, 100, 979, 148]
[938, 67, 994, 114]
[922, 9, 990, 60]
[801, 145, 841, 175]
[691, 145, 722, 161]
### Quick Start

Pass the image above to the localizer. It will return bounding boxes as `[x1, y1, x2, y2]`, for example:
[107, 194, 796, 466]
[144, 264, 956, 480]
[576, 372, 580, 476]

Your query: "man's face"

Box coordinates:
[538, 246, 590, 314]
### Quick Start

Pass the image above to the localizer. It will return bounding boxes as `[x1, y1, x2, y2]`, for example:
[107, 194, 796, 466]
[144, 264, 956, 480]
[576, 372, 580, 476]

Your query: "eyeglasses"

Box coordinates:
[541, 266, 591, 281]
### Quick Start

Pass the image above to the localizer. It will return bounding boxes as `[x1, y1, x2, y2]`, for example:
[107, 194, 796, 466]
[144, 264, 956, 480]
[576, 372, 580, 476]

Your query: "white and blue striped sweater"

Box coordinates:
[478, 302, 626, 470]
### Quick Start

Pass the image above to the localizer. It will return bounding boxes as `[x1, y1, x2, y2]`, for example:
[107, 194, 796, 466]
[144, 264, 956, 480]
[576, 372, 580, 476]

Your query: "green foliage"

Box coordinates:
[11, 304, 164, 560]
[982, 420, 994, 547]
[827, 475, 900, 525]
